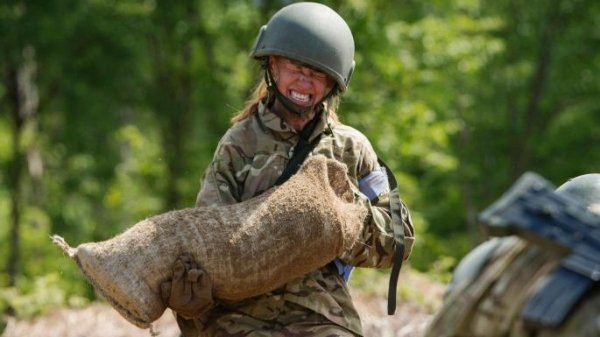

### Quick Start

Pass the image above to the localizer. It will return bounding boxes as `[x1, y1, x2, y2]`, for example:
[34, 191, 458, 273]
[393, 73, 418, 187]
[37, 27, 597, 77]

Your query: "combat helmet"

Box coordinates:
[555, 173, 600, 214]
[251, 2, 355, 94]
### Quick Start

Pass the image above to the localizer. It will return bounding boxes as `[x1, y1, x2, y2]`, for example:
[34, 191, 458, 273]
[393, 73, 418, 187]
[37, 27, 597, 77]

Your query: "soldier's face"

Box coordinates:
[269, 56, 334, 108]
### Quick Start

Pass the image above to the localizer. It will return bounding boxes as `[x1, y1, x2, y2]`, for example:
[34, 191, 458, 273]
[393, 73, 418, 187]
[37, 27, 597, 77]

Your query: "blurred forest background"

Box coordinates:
[1, 0, 599, 327]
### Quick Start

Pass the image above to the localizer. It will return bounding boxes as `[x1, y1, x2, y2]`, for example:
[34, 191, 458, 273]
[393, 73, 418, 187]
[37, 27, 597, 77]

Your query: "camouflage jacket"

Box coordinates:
[194, 102, 415, 335]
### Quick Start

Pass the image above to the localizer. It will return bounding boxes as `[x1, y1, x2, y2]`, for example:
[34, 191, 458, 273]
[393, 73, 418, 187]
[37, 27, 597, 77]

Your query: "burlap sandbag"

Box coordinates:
[52, 155, 367, 329]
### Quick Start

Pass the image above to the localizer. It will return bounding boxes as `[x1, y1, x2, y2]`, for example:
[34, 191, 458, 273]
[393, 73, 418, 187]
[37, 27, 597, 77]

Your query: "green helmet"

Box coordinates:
[250, 2, 355, 92]
[556, 173, 600, 214]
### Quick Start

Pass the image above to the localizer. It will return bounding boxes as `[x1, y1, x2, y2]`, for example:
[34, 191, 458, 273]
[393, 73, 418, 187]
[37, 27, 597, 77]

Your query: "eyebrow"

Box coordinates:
[287, 59, 325, 74]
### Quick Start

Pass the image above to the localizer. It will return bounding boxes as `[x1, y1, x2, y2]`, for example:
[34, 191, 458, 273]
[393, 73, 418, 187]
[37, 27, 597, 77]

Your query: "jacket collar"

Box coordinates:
[257, 101, 333, 142]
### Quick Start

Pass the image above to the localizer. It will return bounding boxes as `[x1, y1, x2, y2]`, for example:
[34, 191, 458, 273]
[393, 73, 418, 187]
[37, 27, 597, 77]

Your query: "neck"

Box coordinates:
[271, 100, 317, 132]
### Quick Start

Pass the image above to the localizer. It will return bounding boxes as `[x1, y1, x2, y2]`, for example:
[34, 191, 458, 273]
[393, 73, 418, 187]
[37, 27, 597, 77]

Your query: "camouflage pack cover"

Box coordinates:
[425, 172, 600, 337]
[52, 155, 367, 329]
[424, 237, 600, 337]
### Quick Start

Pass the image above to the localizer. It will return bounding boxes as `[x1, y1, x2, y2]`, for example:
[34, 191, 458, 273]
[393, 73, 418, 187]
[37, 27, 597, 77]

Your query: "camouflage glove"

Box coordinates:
[160, 254, 214, 319]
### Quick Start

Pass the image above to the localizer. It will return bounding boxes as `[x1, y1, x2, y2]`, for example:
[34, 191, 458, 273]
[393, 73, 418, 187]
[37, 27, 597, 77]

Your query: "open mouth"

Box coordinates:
[288, 90, 313, 107]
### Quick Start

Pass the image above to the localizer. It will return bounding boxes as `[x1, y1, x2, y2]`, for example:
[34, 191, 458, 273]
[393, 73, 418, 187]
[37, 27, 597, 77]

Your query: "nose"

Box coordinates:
[297, 68, 313, 82]
[301, 66, 312, 76]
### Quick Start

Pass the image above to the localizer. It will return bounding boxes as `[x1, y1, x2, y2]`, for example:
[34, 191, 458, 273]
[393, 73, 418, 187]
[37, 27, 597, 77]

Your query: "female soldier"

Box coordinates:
[164, 3, 415, 336]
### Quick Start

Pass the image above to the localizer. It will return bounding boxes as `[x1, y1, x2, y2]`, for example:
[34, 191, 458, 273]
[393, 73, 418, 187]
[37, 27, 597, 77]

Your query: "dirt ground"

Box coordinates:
[2, 269, 445, 337]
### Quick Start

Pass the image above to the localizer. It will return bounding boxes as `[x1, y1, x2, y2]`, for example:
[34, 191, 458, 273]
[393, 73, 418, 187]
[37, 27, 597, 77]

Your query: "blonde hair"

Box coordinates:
[230, 75, 341, 125]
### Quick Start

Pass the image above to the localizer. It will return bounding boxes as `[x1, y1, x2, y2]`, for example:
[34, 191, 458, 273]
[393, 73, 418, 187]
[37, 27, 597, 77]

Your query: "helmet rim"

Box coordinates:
[250, 2, 355, 91]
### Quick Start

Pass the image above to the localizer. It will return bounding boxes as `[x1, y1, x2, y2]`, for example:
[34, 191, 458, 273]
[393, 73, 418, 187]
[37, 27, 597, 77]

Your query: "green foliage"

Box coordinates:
[1, 0, 599, 318]
[104, 124, 167, 226]
[0, 273, 88, 320]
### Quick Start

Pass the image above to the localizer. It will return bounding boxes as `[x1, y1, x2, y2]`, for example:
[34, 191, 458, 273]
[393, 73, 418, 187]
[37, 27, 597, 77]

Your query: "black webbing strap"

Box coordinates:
[274, 114, 322, 186]
[378, 159, 406, 315]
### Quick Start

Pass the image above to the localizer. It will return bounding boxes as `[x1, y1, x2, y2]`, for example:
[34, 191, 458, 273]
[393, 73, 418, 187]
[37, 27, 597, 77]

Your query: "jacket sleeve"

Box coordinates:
[338, 147, 415, 268]
[195, 140, 242, 207]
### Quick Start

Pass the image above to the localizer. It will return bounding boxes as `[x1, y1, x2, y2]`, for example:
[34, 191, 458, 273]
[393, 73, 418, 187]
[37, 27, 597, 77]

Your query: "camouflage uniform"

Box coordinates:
[176, 102, 415, 337]
[424, 236, 600, 337]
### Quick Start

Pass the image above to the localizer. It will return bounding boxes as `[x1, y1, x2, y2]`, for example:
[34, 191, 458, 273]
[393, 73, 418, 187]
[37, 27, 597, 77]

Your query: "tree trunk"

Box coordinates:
[510, 2, 560, 180]
[149, 0, 197, 209]
[4, 46, 39, 287]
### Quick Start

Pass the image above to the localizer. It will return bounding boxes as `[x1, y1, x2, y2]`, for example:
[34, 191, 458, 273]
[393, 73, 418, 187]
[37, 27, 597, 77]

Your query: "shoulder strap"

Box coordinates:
[274, 134, 321, 186]
[378, 159, 406, 315]
[274, 114, 323, 186]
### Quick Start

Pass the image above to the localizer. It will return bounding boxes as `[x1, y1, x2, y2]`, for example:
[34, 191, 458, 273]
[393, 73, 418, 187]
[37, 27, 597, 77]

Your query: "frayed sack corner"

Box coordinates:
[51, 234, 77, 258]
[149, 324, 160, 337]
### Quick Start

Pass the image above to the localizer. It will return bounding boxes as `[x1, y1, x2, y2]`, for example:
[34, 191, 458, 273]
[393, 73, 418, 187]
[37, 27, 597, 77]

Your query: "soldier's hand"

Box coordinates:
[160, 254, 214, 319]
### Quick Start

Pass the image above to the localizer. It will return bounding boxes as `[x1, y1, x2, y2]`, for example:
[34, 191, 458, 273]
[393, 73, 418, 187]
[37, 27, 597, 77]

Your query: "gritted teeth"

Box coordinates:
[289, 90, 311, 103]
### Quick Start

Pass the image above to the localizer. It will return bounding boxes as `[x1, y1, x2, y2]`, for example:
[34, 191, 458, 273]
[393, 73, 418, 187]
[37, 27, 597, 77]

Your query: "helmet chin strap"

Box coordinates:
[264, 65, 334, 117]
